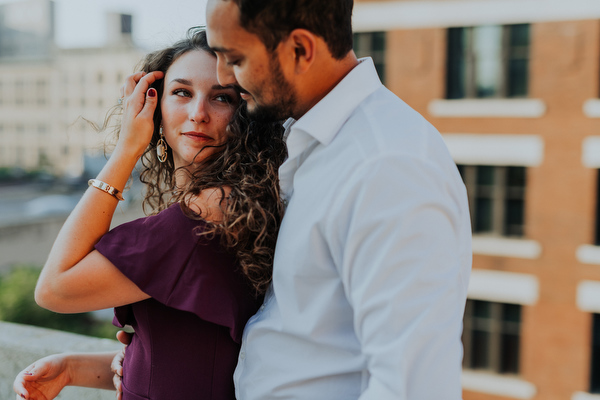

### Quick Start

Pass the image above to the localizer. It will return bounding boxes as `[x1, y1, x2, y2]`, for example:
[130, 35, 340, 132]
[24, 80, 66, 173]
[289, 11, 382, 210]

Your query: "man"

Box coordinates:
[205, 0, 472, 399]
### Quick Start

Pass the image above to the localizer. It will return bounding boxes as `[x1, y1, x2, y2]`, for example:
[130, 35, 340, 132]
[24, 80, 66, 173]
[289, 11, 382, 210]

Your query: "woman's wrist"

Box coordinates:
[111, 141, 146, 163]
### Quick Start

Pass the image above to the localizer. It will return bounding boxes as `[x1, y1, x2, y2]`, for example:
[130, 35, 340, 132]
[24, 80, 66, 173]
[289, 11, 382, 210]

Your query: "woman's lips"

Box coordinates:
[182, 132, 212, 142]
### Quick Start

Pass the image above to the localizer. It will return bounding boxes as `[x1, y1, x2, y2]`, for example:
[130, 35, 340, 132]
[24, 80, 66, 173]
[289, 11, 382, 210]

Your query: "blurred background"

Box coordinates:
[0, 0, 599, 399]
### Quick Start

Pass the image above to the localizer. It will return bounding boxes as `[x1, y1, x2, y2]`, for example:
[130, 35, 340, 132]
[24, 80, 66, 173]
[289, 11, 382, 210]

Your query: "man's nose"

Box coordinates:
[215, 55, 237, 87]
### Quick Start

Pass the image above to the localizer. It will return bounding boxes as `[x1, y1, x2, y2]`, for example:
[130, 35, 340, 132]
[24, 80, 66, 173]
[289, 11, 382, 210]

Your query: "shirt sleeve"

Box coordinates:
[95, 203, 258, 343]
[330, 154, 472, 400]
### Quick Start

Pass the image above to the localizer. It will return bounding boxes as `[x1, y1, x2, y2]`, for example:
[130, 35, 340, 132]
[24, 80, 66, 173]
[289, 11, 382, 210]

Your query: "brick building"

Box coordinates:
[352, 0, 600, 399]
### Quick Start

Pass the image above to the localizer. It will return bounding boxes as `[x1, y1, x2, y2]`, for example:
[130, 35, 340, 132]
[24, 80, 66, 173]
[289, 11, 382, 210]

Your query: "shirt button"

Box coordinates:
[240, 351, 246, 360]
[259, 305, 265, 311]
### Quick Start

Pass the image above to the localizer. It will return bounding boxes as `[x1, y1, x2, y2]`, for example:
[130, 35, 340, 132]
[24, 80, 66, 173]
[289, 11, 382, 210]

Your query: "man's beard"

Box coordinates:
[247, 54, 297, 123]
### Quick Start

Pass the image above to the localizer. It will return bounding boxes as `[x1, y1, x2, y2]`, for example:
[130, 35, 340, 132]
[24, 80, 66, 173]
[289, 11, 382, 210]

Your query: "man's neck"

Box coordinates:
[293, 51, 359, 119]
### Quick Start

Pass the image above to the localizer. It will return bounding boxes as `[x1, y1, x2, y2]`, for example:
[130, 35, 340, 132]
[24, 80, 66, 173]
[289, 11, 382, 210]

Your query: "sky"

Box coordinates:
[0, 0, 210, 50]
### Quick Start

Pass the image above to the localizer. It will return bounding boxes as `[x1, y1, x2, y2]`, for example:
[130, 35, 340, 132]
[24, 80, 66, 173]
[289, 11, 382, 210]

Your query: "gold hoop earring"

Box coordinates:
[157, 126, 168, 163]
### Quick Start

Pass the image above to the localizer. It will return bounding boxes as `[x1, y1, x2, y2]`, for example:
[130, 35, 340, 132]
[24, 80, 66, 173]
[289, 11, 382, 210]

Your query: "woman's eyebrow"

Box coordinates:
[170, 78, 193, 85]
[213, 84, 237, 91]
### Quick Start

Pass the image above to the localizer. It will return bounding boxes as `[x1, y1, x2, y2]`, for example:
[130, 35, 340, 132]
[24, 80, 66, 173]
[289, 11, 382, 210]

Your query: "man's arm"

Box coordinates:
[334, 155, 471, 399]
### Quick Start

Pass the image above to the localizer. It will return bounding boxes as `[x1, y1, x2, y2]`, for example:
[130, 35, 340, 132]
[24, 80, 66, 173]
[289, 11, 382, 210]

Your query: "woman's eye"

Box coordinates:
[215, 94, 233, 103]
[173, 89, 191, 97]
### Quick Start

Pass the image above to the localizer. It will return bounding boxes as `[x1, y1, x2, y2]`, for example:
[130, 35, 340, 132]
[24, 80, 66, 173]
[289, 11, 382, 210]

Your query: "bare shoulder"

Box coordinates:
[187, 186, 231, 223]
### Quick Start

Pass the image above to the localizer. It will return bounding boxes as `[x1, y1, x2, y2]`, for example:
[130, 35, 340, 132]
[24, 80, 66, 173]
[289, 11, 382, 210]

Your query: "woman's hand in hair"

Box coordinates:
[117, 71, 164, 160]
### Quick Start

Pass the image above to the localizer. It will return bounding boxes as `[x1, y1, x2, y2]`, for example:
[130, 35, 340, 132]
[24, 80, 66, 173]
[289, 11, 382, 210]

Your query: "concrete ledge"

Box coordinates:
[428, 99, 546, 118]
[573, 392, 600, 400]
[442, 133, 544, 167]
[462, 370, 536, 399]
[582, 137, 600, 168]
[468, 269, 539, 305]
[577, 280, 600, 313]
[584, 99, 600, 118]
[353, 0, 600, 31]
[576, 244, 600, 265]
[0, 321, 122, 400]
[472, 236, 542, 259]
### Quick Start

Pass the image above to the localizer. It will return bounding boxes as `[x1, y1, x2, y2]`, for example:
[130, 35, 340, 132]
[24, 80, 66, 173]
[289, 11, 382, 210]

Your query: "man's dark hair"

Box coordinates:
[232, 0, 354, 60]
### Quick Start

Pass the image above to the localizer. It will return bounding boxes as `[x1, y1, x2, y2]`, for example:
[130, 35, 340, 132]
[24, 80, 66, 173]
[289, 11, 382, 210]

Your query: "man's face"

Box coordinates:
[206, 0, 297, 121]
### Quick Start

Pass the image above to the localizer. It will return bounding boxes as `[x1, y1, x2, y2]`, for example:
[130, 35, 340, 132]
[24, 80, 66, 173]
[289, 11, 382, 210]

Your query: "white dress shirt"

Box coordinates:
[234, 58, 472, 400]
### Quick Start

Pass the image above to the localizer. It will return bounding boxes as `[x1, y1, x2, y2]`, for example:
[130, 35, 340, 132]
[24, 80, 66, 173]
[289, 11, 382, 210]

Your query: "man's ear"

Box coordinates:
[287, 29, 317, 74]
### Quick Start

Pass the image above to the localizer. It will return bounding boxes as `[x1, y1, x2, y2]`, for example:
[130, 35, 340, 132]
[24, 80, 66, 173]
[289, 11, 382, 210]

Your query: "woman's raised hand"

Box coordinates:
[13, 355, 70, 400]
[117, 71, 164, 159]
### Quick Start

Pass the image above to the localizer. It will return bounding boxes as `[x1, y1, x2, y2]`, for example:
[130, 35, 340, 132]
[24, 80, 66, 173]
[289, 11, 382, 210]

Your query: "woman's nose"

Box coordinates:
[190, 97, 209, 123]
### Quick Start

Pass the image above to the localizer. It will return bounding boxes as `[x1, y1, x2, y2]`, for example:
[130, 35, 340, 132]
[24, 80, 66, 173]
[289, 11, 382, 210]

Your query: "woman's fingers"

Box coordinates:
[130, 71, 164, 100]
[121, 71, 163, 99]
[122, 71, 146, 98]
[13, 368, 32, 399]
[120, 71, 164, 113]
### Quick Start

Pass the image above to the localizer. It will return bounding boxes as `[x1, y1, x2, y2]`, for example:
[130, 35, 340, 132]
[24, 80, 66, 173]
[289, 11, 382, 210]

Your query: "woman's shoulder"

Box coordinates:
[185, 186, 232, 224]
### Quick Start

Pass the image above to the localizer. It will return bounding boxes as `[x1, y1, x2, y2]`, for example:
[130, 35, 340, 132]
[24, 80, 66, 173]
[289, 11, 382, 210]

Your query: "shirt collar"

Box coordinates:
[290, 57, 382, 146]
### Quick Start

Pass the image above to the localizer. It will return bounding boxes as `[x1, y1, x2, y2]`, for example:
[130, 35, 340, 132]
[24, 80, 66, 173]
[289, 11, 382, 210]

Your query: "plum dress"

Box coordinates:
[95, 203, 261, 399]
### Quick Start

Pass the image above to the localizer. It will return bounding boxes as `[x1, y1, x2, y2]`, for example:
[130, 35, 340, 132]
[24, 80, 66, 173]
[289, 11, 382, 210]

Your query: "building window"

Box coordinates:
[121, 14, 133, 34]
[594, 171, 600, 245]
[36, 79, 48, 105]
[591, 314, 600, 393]
[353, 31, 386, 83]
[446, 24, 530, 99]
[16, 147, 24, 166]
[458, 165, 526, 237]
[15, 79, 24, 105]
[463, 299, 522, 374]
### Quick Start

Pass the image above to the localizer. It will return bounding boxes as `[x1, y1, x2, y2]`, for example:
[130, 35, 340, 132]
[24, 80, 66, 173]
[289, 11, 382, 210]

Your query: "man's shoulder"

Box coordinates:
[337, 87, 442, 151]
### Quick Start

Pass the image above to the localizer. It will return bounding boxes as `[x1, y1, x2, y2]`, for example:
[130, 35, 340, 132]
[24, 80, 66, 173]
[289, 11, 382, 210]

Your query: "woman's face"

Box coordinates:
[160, 49, 240, 170]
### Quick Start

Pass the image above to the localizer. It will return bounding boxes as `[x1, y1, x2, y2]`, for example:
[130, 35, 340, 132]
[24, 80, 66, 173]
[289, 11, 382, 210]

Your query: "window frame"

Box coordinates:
[446, 24, 530, 99]
[353, 31, 386, 83]
[463, 299, 522, 375]
[458, 164, 527, 238]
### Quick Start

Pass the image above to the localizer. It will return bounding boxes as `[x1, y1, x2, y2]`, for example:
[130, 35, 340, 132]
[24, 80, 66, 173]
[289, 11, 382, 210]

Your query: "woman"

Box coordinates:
[13, 28, 286, 400]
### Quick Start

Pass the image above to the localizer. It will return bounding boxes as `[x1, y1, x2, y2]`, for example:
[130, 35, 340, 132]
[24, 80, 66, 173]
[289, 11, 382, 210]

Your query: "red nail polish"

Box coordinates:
[147, 88, 156, 98]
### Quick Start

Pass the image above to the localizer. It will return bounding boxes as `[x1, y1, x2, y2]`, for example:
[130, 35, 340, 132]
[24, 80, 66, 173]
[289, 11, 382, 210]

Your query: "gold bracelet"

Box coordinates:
[88, 179, 124, 201]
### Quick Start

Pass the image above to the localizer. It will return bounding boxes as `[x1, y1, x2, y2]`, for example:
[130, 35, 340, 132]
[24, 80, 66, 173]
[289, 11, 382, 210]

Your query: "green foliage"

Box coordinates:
[0, 167, 54, 183]
[0, 265, 118, 339]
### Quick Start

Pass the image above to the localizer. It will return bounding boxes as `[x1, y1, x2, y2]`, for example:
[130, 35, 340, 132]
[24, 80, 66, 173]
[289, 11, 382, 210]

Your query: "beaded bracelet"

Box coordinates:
[88, 179, 124, 201]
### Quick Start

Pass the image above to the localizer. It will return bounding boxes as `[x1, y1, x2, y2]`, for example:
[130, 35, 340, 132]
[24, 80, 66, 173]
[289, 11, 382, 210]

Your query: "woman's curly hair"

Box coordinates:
[112, 27, 287, 294]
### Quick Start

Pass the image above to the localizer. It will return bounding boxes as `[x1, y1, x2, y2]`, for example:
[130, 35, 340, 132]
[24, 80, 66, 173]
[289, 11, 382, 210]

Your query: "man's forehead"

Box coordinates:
[206, 0, 242, 46]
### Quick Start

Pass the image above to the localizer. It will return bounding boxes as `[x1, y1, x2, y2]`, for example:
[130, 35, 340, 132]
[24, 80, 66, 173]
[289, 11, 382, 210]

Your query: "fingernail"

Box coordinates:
[147, 88, 156, 98]
[24, 372, 32, 376]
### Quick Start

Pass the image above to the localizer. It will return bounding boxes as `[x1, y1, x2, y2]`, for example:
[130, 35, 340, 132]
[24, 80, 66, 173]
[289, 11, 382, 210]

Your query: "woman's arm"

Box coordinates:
[13, 352, 118, 399]
[35, 71, 163, 313]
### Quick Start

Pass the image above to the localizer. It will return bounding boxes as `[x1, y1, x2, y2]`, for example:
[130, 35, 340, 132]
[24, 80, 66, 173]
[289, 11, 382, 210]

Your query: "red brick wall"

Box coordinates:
[376, 16, 600, 400]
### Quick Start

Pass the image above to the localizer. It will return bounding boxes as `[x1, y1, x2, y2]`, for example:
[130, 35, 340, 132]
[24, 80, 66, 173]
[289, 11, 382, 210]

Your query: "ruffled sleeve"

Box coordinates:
[95, 203, 260, 343]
